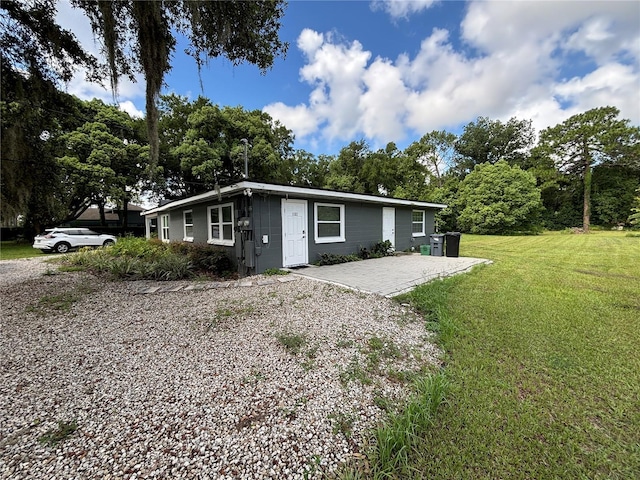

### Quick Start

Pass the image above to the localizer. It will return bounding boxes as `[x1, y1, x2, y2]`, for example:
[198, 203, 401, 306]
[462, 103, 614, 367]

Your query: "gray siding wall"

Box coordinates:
[252, 195, 284, 273]
[394, 208, 434, 252]
[162, 192, 441, 274]
[165, 200, 238, 264]
[307, 201, 381, 261]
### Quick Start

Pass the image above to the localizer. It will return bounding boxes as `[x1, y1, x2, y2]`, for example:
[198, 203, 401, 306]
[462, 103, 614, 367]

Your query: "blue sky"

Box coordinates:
[59, 0, 640, 156]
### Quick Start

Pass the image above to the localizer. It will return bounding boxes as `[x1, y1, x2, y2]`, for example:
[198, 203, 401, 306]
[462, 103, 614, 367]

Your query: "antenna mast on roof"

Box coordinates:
[241, 138, 250, 180]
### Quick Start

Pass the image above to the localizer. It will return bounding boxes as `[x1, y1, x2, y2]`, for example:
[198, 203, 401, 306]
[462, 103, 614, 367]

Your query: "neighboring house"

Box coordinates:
[61, 205, 145, 230]
[142, 181, 446, 275]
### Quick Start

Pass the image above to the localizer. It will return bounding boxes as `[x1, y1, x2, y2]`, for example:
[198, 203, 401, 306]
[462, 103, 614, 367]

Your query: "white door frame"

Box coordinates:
[281, 199, 309, 267]
[382, 207, 395, 249]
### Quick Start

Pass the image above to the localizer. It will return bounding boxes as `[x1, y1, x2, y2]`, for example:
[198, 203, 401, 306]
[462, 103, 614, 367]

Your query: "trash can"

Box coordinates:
[420, 244, 430, 256]
[430, 234, 444, 256]
[445, 232, 461, 257]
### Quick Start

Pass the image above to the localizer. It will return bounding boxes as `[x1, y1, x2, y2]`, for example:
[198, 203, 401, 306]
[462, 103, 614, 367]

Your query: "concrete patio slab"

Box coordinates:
[289, 254, 492, 297]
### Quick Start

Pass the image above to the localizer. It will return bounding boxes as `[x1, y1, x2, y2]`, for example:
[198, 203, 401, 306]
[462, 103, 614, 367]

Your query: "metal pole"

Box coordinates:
[241, 138, 248, 179]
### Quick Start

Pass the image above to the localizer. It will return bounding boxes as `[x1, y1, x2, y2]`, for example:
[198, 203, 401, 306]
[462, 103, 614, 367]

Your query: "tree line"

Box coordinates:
[2, 0, 639, 236]
[3, 87, 639, 235]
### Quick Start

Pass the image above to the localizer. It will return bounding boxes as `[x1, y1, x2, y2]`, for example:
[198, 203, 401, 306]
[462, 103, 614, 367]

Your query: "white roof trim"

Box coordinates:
[142, 181, 447, 215]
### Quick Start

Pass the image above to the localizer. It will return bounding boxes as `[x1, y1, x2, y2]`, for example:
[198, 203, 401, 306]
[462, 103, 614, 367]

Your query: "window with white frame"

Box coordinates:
[183, 210, 194, 241]
[160, 214, 170, 242]
[412, 210, 425, 237]
[207, 203, 234, 246]
[315, 203, 345, 243]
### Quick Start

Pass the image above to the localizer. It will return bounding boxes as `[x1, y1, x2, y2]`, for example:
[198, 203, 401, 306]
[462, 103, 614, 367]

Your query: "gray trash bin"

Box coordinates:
[430, 234, 444, 256]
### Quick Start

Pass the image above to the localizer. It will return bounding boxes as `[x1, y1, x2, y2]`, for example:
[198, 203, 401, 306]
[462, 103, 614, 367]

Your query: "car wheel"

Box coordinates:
[54, 242, 71, 254]
[103, 239, 115, 247]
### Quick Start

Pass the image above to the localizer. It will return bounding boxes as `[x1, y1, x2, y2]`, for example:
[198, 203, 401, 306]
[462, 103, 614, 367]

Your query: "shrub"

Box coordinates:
[150, 253, 193, 280]
[62, 238, 232, 280]
[181, 243, 234, 276]
[371, 240, 394, 257]
[316, 253, 361, 266]
[318, 240, 394, 265]
[110, 236, 165, 259]
[263, 268, 289, 276]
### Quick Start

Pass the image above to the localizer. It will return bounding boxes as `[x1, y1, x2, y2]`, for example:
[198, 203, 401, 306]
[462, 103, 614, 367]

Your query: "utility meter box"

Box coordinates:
[244, 240, 255, 268]
[237, 217, 252, 231]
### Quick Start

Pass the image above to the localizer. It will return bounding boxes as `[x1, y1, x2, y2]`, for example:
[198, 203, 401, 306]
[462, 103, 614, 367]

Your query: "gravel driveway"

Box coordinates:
[0, 258, 440, 479]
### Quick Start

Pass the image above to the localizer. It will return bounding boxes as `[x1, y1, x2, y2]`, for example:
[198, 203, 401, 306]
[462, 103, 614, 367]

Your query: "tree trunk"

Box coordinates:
[98, 202, 106, 227]
[583, 151, 592, 233]
[122, 198, 129, 232]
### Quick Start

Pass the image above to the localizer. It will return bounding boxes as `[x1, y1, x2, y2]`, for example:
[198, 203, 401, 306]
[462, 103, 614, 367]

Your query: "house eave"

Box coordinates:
[142, 181, 447, 216]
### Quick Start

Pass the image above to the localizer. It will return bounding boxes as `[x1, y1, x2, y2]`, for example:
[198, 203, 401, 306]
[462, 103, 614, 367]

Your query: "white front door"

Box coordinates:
[382, 207, 395, 248]
[281, 199, 308, 267]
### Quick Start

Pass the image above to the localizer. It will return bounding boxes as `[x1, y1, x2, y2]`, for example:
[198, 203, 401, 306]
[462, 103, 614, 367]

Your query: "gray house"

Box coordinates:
[142, 181, 446, 275]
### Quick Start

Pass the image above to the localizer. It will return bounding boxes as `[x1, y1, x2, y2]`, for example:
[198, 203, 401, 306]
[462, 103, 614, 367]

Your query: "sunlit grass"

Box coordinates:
[401, 232, 640, 479]
[0, 241, 44, 260]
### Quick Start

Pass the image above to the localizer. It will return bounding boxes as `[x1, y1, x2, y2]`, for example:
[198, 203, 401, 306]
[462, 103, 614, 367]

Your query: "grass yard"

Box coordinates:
[0, 241, 45, 260]
[401, 231, 640, 479]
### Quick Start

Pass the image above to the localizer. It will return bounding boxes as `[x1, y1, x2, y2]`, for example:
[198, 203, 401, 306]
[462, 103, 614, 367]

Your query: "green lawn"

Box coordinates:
[0, 241, 45, 260]
[403, 232, 639, 479]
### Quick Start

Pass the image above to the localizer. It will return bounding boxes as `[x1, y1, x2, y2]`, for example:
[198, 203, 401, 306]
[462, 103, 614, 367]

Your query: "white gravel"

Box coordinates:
[0, 257, 440, 479]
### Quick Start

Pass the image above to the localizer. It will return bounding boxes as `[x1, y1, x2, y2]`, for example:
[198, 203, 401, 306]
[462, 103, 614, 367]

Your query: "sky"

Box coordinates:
[58, 0, 640, 156]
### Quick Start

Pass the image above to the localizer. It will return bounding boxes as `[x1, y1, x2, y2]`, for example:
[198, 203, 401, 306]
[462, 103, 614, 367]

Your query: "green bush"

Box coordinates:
[263, 268, 289, 276]
[110, 236, 164, 259]
[150, 253, 193, 280]
[316, 253, 361, 266]
[364, 240, 394, 258]
[180, 243, 234, 276]
[320, 240, 394, 265]
[63, 237, 232, 280]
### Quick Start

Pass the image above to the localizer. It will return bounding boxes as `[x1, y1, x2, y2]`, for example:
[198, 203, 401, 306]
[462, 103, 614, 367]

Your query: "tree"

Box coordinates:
[628, 188, 640, 227]
[324, 140, 372, 193]
[405, 130, 457, 187]
[288, 150, 331, 188]
[0, 0, 102, 84]
[454, 161, 543, 234]
[591, 165, 640, 226]
[55, 99, 147, 227]
[454, 116, 535, 176]
[72, 0, 288, 173]
[537, 106, 640, 232]
[1, 0, 103, 228]
[156, 94, 213, 197]
[172, 103, 294, 191]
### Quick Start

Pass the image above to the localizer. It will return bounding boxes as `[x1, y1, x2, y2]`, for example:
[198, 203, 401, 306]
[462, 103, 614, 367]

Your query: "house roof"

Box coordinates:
[77, 209, 119, 222]
[142, 181, 447, 216]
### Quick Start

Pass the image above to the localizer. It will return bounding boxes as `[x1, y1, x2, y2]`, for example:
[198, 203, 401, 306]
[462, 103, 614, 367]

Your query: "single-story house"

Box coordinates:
[141, 181, 446, 275]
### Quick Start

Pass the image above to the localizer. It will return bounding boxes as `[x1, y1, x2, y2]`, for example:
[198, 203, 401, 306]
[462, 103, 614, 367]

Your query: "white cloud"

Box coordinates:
[360, 58, 409, 140]
[119, 100, 144, 119]
[265, 0, 639, 151]
[263, 102, 319, 138]
[554, 63, 640, 121]
[297, 28, 325, 56]
[266, 30, 372, 143]
[370, 0, 438, 19]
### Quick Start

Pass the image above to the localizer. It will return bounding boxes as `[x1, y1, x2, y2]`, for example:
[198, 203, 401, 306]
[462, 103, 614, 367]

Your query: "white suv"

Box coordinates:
[33, 228, 117, 254]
